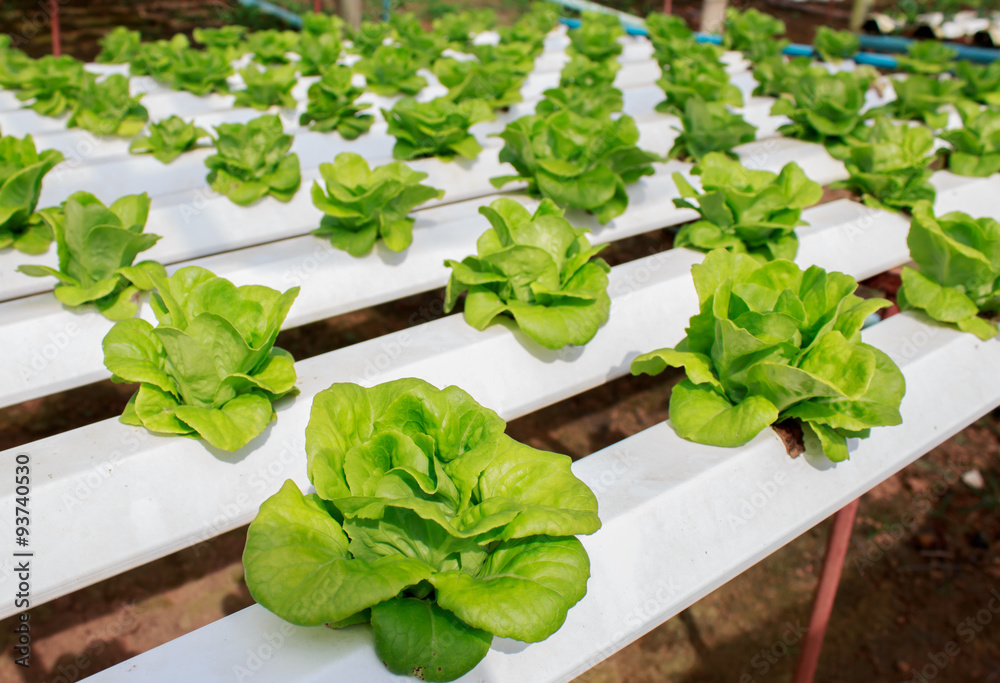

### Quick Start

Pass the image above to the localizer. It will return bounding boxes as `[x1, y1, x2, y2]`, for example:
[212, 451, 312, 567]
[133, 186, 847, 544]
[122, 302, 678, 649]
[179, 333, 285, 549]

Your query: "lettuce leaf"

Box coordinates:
[558, 53, 620, 89]
[723, 7, 788, 62]
[129, 116, 212, 164]
[536, 84, 623, 120]
[896, 40, 957, 75]
[752, 55, 825, 98]
[233, 63, 297, 110]
[129, 35, 189, 78]
[771, 70, 872, 157]
[14, 55, 85, 117]
[347, 20, 395, 58]
[383, 97, 493, 161]
[567, 11, 624, 62]
[955, 60, 1000, 106]
[939, 100, 1000, 177]
[813, 27, 860, 63]
[354, 44, 427, 97]
[160, 48, 234, 96]
[655, 59, 742, 115]
[867, 75, 963, 130]
[245, 30, 299, 65]
[831, 118, 937, 213]
[433, 58, 526, 110]
[67, 73, 149, 138]
[95, 26, 141, 64]
[193, 26, 248, 63]
[668, 99, 757, 162]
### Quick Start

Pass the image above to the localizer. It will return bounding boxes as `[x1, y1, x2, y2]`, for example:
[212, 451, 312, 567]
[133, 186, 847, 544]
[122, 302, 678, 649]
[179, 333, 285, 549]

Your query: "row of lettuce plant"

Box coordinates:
[647, 13, 758, 161]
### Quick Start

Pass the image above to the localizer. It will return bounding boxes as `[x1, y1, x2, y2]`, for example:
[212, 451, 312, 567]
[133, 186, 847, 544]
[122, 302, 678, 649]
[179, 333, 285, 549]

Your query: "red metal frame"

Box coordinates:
[50, 0, 61, 56]
[792, 498, 861, 683]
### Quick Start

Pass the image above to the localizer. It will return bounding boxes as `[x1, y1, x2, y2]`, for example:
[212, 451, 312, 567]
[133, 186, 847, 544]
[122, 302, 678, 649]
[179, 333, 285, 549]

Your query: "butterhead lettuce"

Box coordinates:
[205, 115, 301, 205]
[243, 378, 600, 681]
[672, 153, 822, 261]
[897, 201, 1000, 340]
[17, 191, 164, 319]
[0, 132, 63, 253]
[491, 111, 661, 224]
[632, 249, 904, 461]
[444, 198, 611, 350]
[102, 266, 299, 451]
[311, 152, 444, 256]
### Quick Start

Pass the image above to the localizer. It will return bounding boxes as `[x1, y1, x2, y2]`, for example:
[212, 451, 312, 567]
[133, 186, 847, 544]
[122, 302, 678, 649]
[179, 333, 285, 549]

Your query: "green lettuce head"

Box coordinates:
[67, 73, 149, 138]
[299, 65, 373, 138]
[444, 198, 611, 350]
[668, 99, 757, 162]
[632, 249, 904, 462]
[939, 101, 1000, 177]
[311, 152, 444, 256]
[771, 70, 872, 157]
[831, 118, 937, 213]
[491, 111, 661, 224]
[129, 115, 212, 164]
[567, 11, 624, 62]
[382, 97, 494, 162]
[867, 75, 964, 130]
[205, 114, 301, 205]
[0, 133, 64, 254]
[17, 191, 164, 320]
[672, 153, 822, 261]
[243, 378, 600, 681]
[102, 266, 300, 451]
[897, 201, 1000, 340]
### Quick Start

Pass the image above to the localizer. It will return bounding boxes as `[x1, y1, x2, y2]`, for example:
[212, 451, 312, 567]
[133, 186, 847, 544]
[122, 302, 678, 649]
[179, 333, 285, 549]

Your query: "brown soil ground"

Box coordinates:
[1, 1, 999, 682]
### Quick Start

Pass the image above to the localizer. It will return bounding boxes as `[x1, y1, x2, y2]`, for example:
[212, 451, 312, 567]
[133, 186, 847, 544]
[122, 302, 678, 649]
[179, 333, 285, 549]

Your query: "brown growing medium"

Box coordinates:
[0, 1, 998, 680]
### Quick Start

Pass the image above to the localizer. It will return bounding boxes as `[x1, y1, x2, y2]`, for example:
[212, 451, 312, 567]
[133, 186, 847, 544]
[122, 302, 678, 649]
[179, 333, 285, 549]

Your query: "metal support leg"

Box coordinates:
[50, 0, 61, 56]
[792, 498, 861, 683]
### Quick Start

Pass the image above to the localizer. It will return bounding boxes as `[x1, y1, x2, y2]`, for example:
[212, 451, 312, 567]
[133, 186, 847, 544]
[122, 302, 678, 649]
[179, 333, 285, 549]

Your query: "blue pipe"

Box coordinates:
[558, 17, 647, 36]
[858, 34, 998, 63]
[236, 0, 303, 28]
[854, 52, 901, 69]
